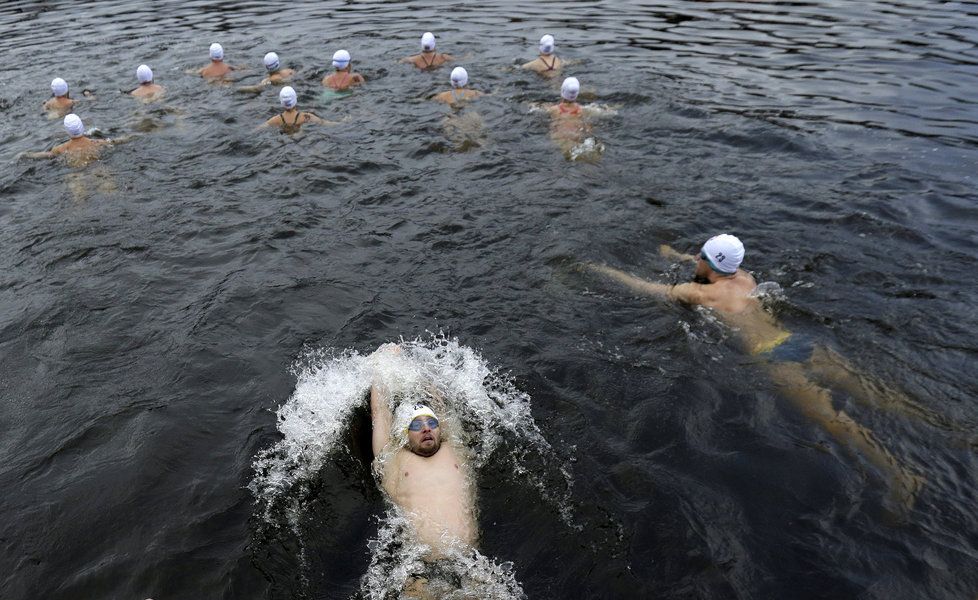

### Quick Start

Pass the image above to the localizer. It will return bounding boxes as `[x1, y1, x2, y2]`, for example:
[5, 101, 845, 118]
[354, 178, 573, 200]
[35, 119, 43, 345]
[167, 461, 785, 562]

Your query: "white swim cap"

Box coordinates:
[64, 113, 84, 138]
[540, 34, 555, 55]
[561, 76, 580, 101]
[701, 234, 745, 274]
[209, 42, 224, 61]
[279, 86, 297, 108]
[51, 77, 69, 97]
[136, 64, 153, 83]
[421, 32, 436, 51]
[450, 66, 468, 88]
[264, 52, 280, 71]
[405, 403, 438, 430]
[332, 49, 351, 69]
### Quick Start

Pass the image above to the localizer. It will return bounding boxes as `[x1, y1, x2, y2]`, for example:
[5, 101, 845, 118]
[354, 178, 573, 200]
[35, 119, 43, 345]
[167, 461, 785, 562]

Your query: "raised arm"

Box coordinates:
[368, 344, 400, 457]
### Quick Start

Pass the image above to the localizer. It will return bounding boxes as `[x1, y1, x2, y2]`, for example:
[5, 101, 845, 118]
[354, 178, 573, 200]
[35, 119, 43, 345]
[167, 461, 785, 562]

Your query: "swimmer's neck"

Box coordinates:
[283, 107, 298, 114]
[140, 81, 154, 86]
[211, 59, 223, 64]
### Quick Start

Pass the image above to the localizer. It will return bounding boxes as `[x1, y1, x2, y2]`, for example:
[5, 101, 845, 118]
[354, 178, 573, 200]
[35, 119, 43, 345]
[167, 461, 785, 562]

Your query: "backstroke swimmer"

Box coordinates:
[22, 113, 133, 168]
[198, 43, 235, 80]
[583, 234, 924, 511]
[368, 343, 478, 596]
[130, 64, 165, 102]
[522, 34, 562, 76]
[322, 49, 365, 91]
[432, 67, 481, 105]
[402, 32, 453, 70]
[261, 86, 332, 133]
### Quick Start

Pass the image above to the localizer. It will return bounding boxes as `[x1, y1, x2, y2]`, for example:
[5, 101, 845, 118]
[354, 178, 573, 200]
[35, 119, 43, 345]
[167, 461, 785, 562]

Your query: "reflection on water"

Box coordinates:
[1, 1, 976, 599]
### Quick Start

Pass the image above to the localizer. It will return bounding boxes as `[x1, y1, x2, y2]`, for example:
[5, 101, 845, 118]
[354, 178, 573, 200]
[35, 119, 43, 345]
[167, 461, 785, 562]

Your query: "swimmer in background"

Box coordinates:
[261, 86, 331, 133]
[130, 64, 165, 101]
[239, 52, 294, 93]
[522, 34, 562, 76]
[22, 113, 133, 167]
[583, 234, 925, 512]
[402, 32, 453, 70]
[198, 43, 235, 80]
[433, 67, 481, 105]
[368, 344, 477, 595]
[43, 78, 75, 117]
[322, 49, 365, 91]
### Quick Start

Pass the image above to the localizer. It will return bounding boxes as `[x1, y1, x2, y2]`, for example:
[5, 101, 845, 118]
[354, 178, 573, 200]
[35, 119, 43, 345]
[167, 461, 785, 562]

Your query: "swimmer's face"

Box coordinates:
[407, 416, 441, 457]
[694, 252, 712, 281]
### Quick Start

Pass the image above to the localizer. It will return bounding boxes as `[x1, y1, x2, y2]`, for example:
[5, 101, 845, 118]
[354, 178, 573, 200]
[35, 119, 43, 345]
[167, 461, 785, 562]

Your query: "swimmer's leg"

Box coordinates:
[806, 345, 959, 433]
[766, 362, 923, 512]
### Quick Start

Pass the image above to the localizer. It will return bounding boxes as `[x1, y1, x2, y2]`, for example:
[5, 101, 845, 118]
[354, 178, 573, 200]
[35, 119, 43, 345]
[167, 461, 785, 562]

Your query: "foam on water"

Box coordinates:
[250, 335, 571, 598]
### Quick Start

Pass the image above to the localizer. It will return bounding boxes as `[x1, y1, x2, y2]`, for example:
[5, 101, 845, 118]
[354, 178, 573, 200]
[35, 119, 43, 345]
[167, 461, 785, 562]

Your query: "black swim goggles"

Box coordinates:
[407, 416, 439, 431]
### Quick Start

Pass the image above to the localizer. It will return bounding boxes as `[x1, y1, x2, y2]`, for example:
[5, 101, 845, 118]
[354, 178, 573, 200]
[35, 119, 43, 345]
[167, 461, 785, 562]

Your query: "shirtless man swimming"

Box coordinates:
[522, 34, 562, 76]
[43, 78, 75, 117]
[368, 344, 477, 561]
[402, 32, 453, 70]
[199, 43, 234, 80]
[239, 52, 295, 93]
[432, 67, 482, 105]
[585, 234, 923, 511]
[130, 64, 165, 101]
[261, 86, 330, 134]
[322, 50, 365, 91]
[22, 113, 122, 167]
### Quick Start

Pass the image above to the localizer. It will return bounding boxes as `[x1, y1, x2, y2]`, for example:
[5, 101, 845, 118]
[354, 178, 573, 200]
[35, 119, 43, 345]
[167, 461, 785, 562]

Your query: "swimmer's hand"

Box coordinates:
[659, 245, 696, 263]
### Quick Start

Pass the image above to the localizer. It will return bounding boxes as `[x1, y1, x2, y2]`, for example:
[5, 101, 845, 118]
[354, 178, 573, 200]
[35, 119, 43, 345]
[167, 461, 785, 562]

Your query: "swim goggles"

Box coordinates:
[407, 416, 439, 431]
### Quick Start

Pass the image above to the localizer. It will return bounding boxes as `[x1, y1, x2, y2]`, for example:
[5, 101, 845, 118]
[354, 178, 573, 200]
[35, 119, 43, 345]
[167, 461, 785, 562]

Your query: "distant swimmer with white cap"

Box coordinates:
[43, 77, 75, 117]
[402, 32, 454, 70]
[322, 49, 365, 91]
[239, 51, 295, 93]
[433, 67, 482, 105]
[368, 343, 477, 571]
[522, 34, 562, 76]
[130, 64, 165, 101]
[584, 234, 925, 513]
[261, 86, 330, 133]
[198, 43, 234, 80]
[22, 113, 133, 167]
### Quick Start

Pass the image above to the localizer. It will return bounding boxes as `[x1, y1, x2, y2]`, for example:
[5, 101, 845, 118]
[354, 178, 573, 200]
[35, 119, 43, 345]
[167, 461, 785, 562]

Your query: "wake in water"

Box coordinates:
[250, 336, 573, 599]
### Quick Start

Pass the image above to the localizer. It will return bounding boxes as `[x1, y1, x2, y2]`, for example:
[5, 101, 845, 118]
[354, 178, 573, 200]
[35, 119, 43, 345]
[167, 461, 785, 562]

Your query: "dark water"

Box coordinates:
[1, 0, 977, 598]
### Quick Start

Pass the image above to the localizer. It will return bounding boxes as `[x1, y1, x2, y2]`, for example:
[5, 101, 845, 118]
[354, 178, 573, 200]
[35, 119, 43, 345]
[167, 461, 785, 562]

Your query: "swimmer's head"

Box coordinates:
[421, 32, 436, 52]
[64, 113, 84, 138]
[279, 86, 297, 109]
[209, 42, 224, 61]
[332, 49, 351, 70]
[698, 234, 745, 276]
[404, 403, 441, 457]
[539, 34, 555, 55]
[51, 78, 69, 98]
[136, 64, 153, 84]
[264, 52, 281, 72]
[561, 76, 580, 101]
[450, 66, 468, 88]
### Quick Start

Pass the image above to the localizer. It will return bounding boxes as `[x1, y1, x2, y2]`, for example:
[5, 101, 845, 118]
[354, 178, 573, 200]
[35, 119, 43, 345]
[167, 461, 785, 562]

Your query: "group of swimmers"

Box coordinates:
[32, 32, 589, 161]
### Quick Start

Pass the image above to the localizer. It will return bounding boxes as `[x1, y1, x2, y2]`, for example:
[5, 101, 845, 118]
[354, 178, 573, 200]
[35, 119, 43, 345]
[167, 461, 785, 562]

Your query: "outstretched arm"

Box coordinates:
[369, 344, 399, 457]
[20, 151, 55, 159]
[584, 262, 707, 305]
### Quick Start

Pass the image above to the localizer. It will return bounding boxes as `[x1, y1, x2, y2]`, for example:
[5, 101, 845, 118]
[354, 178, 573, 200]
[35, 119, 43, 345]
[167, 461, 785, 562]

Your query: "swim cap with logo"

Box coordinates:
[540, 34, 555, 55]
[264, 52, 281, 71]
[136, 64, 153, 83]
[64, 113, 84, 138]
[450, 66, 468, 88]
[51, 77, 69, 97]
[332, 49, 351, 69]
[561, 76, 579, 101]
[701, 234, 745, 274]
[405, 403, 438, 431]
[279, 86, 297, 108]
[209, 42, 224, 61]
[421, 32, 436, 51]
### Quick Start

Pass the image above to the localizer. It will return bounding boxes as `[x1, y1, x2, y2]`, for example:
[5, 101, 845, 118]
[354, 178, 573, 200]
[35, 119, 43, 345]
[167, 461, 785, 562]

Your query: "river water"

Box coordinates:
[1, 0, 976, 598]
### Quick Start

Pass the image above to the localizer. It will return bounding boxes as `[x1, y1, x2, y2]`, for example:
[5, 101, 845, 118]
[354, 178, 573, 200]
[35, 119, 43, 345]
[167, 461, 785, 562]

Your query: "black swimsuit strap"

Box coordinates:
[542, 56, 557, 71]
[422, 53, 435, 68]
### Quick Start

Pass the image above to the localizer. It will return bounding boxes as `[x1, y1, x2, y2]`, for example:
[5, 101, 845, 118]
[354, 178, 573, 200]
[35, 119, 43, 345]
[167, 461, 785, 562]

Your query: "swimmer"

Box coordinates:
[401, 32, 453, 70]
[549, 76, 583, 117]
[322, 49, 365, 91]
[43, 78, 75, 117]
[433, 67, 482, 105]
[368, 344, 477, 563]
[22, 113, 132, 167]
[522, 34, 562, 76]
[239, 52, 295, 93]
[130, 64, 165, 101]
[261, 86, 330, 133]
[198, 43, 234, 80]
[584, 235, 924, 513]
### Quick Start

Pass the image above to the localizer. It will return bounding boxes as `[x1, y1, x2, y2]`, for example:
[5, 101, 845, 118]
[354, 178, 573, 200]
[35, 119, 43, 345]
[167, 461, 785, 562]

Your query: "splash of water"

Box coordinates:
[250, 335, 571, 598]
